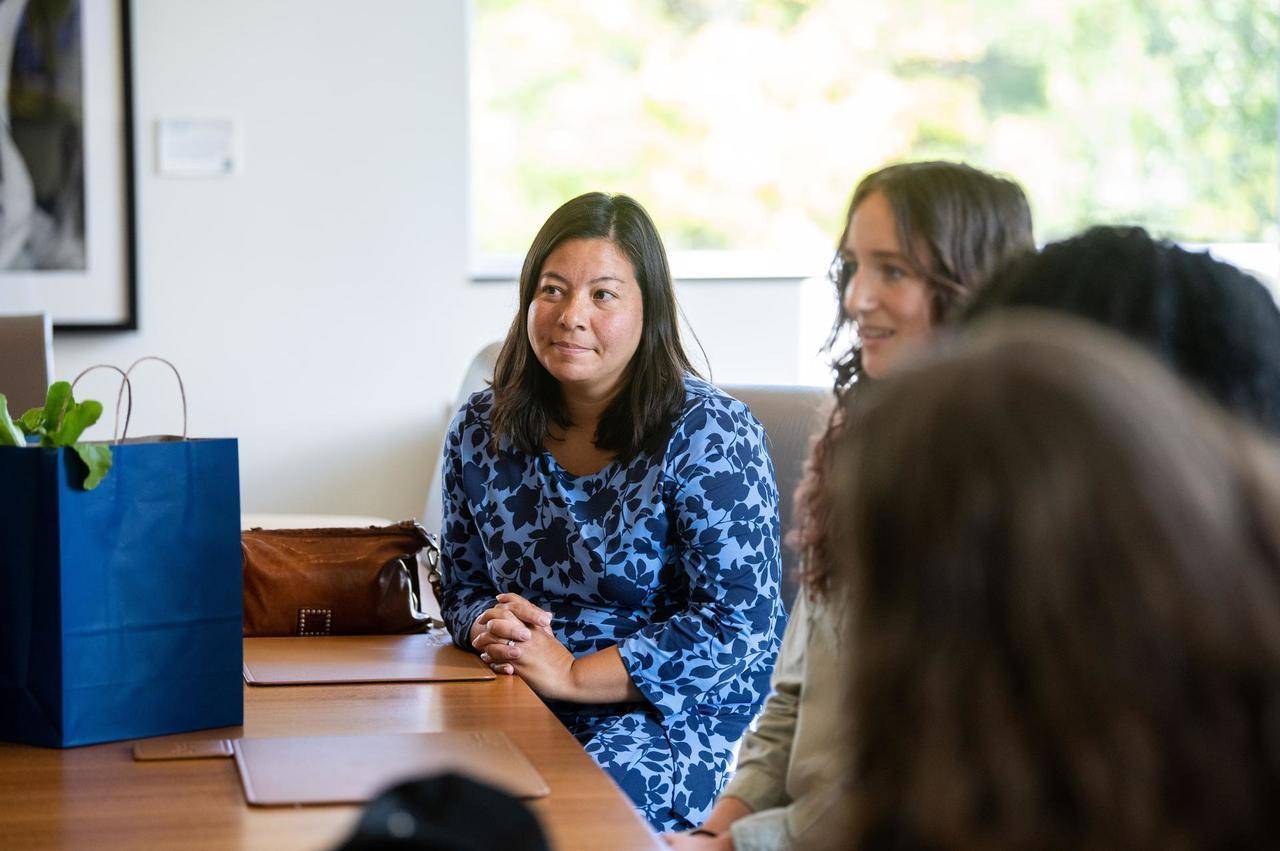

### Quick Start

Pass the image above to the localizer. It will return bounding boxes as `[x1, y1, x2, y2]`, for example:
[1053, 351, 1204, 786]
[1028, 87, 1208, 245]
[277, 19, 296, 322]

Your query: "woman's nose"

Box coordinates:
[844, 272, 874, 318]
[558, 291, 589, 328]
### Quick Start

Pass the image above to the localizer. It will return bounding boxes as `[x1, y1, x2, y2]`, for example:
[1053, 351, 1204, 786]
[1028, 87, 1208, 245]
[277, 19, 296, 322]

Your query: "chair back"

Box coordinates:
[422, 347, 830, 612]
[722, 384, 830, 611]
[0, 312, 53, 414]
[423, 341, 504, 533]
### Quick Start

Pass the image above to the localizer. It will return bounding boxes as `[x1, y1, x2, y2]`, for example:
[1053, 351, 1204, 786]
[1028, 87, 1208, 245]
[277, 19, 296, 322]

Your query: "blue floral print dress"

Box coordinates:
[439, 376, 784, 831]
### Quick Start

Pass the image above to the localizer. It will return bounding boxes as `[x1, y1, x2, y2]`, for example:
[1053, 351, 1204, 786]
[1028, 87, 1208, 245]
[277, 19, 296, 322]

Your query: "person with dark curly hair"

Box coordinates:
[666, 162, 1035, 851]
[964, 225, 1280, 434]
[823, 315, 1280, 850]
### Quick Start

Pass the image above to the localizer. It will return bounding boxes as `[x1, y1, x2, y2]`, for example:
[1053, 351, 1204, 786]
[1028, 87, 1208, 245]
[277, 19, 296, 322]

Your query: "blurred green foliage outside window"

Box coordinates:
[471, 0, 1278, 266]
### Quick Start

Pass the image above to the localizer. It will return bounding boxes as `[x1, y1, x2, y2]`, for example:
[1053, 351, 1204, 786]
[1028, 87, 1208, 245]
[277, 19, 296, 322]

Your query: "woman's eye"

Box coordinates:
[883, 265, 906, 282]
[593, 290, 618, 302]
[539, 284, 561, 296]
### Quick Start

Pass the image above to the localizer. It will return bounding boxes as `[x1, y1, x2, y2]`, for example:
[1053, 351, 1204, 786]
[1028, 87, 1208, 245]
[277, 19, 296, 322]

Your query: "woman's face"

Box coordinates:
[527, 237, 645, 401]
[841, 190, 935, 379]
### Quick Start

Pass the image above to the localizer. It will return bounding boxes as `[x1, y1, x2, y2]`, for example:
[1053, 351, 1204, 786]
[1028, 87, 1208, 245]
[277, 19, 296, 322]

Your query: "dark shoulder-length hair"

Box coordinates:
[823, 315, 1280, 850]
[489, 192, 696, 459]
[797, 161, 1035, 595]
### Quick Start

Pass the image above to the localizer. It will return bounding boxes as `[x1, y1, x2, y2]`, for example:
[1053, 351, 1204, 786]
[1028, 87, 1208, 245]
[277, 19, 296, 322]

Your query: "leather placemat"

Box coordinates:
[233, 730, 549, 805]
[133, 737, 235, 761]
[242, 633, 495, 685]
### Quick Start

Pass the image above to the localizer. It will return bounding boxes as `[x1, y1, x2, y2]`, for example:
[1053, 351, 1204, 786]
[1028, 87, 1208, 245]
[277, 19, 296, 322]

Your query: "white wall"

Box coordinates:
[52, 0, 808, 521]
[54, 0, 508, 519]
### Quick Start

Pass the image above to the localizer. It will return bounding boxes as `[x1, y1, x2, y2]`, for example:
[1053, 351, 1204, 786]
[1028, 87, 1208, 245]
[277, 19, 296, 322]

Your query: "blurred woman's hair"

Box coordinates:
[824, 315, 1280, 850]
[964, 224, 1280, 435]
[490, 192, 696, 459]
[799, 161, 1035, 594]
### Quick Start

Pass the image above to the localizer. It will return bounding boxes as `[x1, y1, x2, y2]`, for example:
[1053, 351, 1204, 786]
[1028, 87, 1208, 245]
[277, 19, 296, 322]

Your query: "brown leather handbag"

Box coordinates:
[241, 521, 439, 636]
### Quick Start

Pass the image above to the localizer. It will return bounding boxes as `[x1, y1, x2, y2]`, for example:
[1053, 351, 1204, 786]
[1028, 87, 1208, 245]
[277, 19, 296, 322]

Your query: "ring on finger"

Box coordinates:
[507, 639, 515, 646]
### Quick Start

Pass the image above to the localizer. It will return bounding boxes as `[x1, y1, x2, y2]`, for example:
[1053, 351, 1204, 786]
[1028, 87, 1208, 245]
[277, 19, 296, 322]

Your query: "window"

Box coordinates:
[471, 0, 1278, 282]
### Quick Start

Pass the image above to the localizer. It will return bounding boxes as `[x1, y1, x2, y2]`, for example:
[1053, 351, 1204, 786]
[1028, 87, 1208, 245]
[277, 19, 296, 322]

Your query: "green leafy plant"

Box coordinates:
[0, 382, 113, 490]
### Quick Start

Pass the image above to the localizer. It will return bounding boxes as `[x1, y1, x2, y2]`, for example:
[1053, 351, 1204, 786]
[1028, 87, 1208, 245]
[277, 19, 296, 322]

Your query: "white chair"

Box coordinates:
[0, 312, 53, 414]
[422, 340, 829, 611]
[422, 341, 503, 534]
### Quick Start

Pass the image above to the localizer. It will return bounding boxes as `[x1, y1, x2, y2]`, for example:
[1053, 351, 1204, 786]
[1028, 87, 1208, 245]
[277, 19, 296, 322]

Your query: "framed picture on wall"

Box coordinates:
[0, 0, 137, 331]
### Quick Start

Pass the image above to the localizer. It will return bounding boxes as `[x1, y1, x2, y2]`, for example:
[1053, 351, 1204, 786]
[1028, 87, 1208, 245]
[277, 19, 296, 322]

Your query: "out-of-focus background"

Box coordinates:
[40, 0, 1279, 520]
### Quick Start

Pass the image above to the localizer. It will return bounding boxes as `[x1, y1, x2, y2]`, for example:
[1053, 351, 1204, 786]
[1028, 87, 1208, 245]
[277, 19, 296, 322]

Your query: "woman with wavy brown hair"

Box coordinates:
[667, 162, 1035, 851]
[824, 315, 1280, 849]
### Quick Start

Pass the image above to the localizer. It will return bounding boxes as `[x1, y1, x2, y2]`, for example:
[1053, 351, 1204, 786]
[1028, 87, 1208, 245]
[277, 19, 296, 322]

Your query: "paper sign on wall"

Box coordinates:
[156, 119, 237, 177]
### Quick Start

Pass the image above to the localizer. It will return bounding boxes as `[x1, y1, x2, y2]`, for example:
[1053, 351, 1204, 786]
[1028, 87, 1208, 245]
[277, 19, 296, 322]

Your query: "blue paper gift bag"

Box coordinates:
[0, 438, 243, 748]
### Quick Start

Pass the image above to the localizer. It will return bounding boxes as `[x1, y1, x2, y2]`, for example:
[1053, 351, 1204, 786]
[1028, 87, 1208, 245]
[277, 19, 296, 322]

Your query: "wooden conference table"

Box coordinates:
[0, 648, 664, 851]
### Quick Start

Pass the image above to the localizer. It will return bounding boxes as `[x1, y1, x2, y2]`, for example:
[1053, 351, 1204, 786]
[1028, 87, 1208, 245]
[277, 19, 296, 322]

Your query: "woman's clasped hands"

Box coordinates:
[470, 593, 578, 700]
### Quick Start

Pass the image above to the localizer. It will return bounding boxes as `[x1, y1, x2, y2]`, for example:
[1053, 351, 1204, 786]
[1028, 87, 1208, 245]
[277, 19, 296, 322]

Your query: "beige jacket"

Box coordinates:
[722, 590, 844, 850]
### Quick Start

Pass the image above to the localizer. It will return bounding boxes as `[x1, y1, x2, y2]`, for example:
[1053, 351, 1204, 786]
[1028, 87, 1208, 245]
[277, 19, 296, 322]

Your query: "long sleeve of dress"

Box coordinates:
[722, 592, 810, 813]
[616, 395, 784, 720]
[438, 399, 500, 649]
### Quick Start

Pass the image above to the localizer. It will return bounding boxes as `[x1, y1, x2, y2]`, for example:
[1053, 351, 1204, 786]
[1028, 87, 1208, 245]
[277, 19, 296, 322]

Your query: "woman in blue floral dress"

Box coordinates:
[438, 192, 784, 832]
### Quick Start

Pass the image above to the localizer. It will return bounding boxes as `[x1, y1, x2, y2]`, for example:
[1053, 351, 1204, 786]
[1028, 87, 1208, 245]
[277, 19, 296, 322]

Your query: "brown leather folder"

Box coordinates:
[232, 731, 550, 805]
[133, 737, 235, 761]
[242, 633, 495, 685]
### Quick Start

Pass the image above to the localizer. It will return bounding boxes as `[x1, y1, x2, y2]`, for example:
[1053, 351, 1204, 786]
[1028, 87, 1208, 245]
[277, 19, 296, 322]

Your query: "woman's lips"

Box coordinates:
[553, 341, 592, 354]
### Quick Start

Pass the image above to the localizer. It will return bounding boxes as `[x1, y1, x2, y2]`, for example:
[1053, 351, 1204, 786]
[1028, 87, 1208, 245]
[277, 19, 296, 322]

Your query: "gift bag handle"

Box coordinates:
[115, 356, 189, 441]
[71, 365, 134, 445]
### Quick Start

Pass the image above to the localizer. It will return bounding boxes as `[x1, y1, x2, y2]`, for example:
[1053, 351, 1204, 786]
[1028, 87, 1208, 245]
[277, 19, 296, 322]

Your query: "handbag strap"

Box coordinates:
[420, 530, 443, 625]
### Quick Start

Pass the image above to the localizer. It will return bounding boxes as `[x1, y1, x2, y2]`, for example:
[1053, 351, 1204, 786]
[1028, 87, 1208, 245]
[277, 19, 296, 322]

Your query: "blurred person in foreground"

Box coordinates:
[823, 315, 1280, 850]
